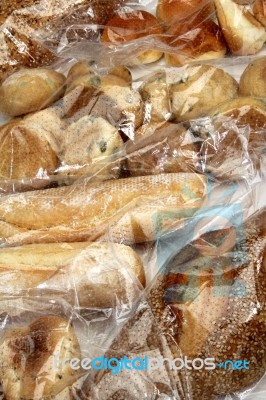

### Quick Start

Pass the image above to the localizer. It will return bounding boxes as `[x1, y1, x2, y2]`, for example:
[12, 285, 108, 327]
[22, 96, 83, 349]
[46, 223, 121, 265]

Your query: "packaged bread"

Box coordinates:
[239, 57, 266, 98]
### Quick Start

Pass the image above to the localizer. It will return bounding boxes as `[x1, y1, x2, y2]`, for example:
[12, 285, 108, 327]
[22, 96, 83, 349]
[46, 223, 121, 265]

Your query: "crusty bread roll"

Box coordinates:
[157, 0, 214, 24]
[0, 173, 206, 246]
[163, 18, 227, 66]
[0, 119, 58, 181]
[0, 242, 145, 308]
[199, 97, 266, 179]
[214, 0, 266, 55]
[140, 72, 172, 122]
[239, 57, 266, 98]
[0, 316, 81, 400]
[58, 115, 124, 179]
[126, 122, 199, 176]
[253, 0, 266, 26]
[101, 10, 164, 65]
[63, 71, 144, 135]
[82, 209, 266, 400]
[0, 68, 66, 117]
[170, 64, 238, 122]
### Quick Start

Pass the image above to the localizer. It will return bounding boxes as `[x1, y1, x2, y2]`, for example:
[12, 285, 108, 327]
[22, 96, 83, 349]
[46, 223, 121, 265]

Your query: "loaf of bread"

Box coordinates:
[101, 10, 163, 65]
[81, 209, 266, 399]
[126, 122, 199, 176]
[157, 0, 214, 24]
[239, 57, 266, 98]
[215, 0, 266, 55]
[0, 316, 81, 400]
[170, 65, 238, 122]
[0, 173, 206, 246]
[0, 68, 66, 116]
[0, 242, 145, 308]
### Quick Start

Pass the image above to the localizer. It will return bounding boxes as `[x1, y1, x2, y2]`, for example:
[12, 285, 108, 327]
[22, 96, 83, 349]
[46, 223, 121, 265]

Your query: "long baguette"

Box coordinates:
[0, 242, 145, 308]
[0, 173, 206, 246]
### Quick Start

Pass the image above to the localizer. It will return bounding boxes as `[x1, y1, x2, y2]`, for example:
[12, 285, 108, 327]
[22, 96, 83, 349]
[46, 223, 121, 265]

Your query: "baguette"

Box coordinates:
[0, 173, 206, 246]
[81, 209, 266, 400]
[0, 242, 145, 308]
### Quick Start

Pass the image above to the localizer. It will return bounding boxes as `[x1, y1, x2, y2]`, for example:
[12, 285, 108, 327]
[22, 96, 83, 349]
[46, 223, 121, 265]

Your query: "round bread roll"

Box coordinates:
[66, 61, 95, 84]
[157, 0, 214, 24]
[253, 0, 266, 27]
[199, 97, 266, 179]
[102, 10, 164, 65]
[163, 19, 227, 66]
[170, 64, 238, 122]
[126, 122, 199, 176]
[59, 115, 124, 180]
[0, 68, 66, 117]
[140, 72, 172, 122]
[239, 57, 266, 98]
[0, 316, 81, 400]
[0, 119, 58, 181]
[63, 71, 144, 135]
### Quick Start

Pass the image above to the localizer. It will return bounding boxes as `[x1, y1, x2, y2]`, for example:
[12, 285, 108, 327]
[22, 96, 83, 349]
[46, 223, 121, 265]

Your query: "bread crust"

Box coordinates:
[157, 0, 214, 24]
[253, 0, 266, 27]
[239, 56, 266, 98]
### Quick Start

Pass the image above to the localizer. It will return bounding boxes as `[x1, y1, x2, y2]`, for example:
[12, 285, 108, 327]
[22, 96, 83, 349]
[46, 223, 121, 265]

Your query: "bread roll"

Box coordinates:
[140, 72, 172, 122]
[214, 0, 266, 55]
[0, 68, 66, 117]
[58, 115, 124, 179]
[157, 0, 214, 24]
[0, 119, 58, 181]
[0, 316, 81, 400]
[82, 209, 266, 399]
[0, 173, 206, 246]
[163, 19, 227, 66]
[170, 64, 238, 122]
[239, 57, 266, 98]
[126, 122, 199, 176]
[101, 10, 163, 65]
[0, 242, 145, 308]
[253, 0, 266, 27]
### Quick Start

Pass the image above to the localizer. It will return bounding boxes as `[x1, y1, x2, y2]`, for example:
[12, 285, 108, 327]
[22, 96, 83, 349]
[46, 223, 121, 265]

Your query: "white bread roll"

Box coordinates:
[0, 242, 145, 308]
[0, 173, 206, 246]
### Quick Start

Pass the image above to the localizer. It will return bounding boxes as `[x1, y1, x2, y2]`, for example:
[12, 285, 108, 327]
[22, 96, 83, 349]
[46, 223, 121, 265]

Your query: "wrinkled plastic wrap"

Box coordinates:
[0, 1, 266, 400]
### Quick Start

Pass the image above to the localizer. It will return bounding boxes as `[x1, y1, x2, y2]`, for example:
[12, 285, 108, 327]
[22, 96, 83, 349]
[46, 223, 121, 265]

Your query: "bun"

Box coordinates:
[140, 72, 172, 122]
[214, 0, 266, 55]
[157, 0, 214, 24]
[59, 115, 124, 180]
[253, 0, 266, 27]
[0, 242, 145, 308]
[170, 64, 238, 122]
[126, 122, 198, 176]
[0, 173, 206, 246]
[82, 209, 266, 400]
[0, 316, 81, 400]
[239, 57, 266, 98]
[0, 119, 58, 181]
[0, 68, 66, 117]
[163, 19, 227, 66]
[102, 10, 163, 64]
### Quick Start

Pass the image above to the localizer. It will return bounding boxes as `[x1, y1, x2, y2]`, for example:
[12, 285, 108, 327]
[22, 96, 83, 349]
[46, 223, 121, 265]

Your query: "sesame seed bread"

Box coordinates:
[0, 242, 145, 308]
[0, 316, 81, 400]
[81, 209, 266, 399]
[0, 173, 206, 246]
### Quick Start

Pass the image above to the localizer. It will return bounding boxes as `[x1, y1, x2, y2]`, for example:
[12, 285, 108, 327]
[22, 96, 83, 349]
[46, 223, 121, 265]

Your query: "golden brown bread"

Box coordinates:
[253, 0, 266, 27]
[239, 56, 266, 98]
[126, 122, 199, 176]
[81, 209, 266, 400]
[156, 0, 214, 24]
[101, 10, 164, 65]
[214, 0, 266, 55]
[163, 18, 227, 66]
[170, 64, 238, 122]
[0, 68, 66, 117]
[0, 119, 58, 180]
[0, 173, 206, 246]
[0, 242, 145, 308]
[0, 316, 81, 400]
